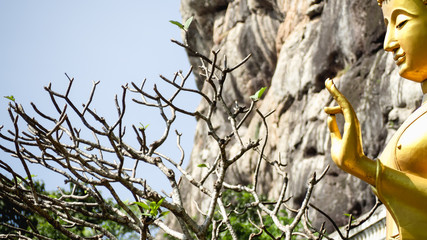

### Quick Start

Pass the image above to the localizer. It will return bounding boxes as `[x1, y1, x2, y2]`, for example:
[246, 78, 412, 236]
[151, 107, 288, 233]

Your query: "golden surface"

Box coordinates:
[324, 0, 427, 239]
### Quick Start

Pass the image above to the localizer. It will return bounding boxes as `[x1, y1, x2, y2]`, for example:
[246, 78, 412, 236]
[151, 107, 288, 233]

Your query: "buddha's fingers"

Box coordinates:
[327, 114, 342, 142]
[324, 105, 343, 141]
[324, 106, 342, 115]
[324, 78, 357, 123]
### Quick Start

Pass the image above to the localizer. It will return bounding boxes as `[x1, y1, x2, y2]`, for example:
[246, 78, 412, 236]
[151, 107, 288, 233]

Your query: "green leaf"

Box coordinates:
[25, 174, 37, 180]
[250, 87, 267, 101]
[150, 208, 158, 217]
[343, 213, 355, 220]
[156, 198, 164, 208]
[169, 20, 184, 30]
[197, 164, 208, 168]
[4, 95, 15, 102]
[160, 211, 170, 217]
[141, 212, 152, 217]
[183, 16, 193, 31]
[134, 201, 150, 210]
[170, 17, 193, 31]
[139, 123, 149, 130]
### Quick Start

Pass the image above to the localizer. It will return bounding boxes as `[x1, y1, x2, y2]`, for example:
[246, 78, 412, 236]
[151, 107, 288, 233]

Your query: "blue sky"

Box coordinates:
[0, 1, 200, 199]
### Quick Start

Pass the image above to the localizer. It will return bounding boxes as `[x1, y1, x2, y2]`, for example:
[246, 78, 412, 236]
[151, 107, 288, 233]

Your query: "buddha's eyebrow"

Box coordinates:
[390, 8, 417, 22]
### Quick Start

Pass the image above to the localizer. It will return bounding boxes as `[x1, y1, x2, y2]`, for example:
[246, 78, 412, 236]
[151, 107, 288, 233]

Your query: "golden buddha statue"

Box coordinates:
[324, 0, 427, 239]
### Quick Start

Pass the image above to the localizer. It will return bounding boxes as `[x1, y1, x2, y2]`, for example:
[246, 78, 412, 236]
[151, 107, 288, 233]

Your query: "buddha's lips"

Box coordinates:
[394, 52, 406, 66]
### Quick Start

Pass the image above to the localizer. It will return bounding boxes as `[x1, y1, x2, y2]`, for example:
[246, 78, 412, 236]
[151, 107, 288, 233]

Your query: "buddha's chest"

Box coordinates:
[386, 110, 427, 178]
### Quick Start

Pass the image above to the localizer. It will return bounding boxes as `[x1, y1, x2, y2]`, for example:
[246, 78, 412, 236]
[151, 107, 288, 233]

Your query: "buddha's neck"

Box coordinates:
[422, 80, 427, 104]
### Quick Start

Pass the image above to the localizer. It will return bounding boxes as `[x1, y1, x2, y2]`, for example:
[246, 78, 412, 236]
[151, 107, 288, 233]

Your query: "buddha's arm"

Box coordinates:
[373, 160, 427, 239]
[374, 160, 427, 210]
[324, 79, 377, 186]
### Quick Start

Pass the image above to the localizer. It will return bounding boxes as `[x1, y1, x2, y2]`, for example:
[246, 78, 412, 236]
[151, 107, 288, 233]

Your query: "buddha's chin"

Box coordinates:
[398, 65, 427, 83]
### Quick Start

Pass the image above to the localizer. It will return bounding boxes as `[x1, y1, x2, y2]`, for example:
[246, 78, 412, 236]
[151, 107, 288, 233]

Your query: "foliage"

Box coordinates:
[170, 16, 193, 32]
[133, 198, 170, 220]
[138, 122, 150, 130]
[250, 87, 267, 101]
[0, 179, 137, 239]
[3, 95, 15, 102]
[215, 190, 302, 240]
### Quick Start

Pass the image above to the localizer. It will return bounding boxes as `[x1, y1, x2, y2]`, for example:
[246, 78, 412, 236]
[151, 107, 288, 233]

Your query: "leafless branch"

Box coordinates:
[0, 39, 375, 240]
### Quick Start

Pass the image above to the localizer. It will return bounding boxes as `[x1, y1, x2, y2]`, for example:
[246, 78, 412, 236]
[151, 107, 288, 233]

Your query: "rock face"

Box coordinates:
[179, 0, 422, 231]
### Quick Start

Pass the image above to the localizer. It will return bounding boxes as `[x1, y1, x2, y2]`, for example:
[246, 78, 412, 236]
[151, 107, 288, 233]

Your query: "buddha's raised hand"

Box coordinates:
[324, 78, 376, 186]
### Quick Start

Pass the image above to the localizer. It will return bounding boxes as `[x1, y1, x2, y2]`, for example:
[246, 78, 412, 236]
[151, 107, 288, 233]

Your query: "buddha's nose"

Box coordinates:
[384, 29, 399, 52]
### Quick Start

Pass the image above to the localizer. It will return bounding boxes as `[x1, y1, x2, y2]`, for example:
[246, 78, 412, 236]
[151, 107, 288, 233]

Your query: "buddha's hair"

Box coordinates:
[377, 0, 427, 6]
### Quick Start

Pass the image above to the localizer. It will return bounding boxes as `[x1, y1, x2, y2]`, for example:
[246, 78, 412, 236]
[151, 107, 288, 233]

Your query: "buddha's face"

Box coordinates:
[382, 0, 427, 82]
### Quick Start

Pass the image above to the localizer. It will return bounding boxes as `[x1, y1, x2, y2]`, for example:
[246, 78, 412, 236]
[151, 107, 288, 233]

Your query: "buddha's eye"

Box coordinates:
[396, 20, 408, 29]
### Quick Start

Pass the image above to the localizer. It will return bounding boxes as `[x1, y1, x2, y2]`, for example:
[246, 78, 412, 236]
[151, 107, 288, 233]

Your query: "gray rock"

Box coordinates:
[306, 2, 324, 19]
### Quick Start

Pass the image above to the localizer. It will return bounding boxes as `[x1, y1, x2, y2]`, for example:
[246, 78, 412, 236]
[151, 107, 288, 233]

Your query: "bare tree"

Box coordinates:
[0, 36, 374, 240]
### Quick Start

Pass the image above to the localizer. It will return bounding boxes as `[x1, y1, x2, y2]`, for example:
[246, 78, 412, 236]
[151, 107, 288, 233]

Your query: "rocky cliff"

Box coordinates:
[178, 0, 422, 231]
